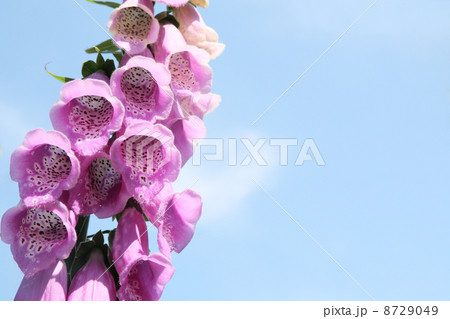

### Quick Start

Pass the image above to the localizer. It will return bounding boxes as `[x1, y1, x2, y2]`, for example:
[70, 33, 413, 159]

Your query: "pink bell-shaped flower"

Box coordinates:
[110, 122, 181, 204]
[174, 4, 225, 60]
[50, 78, 125, 156]
[10, 129, 80, 207]
[1, 201, 76, 277]
[143, 185, 202, 257]
[155, 23, 213, 95]
[113, 208, 174, 301]
[110, 56, 173, 126]
[108, 0, 160, 55]
[68, 249, 117, 301]
[67, 152, 129, 219]
[161, 90, 221, 128]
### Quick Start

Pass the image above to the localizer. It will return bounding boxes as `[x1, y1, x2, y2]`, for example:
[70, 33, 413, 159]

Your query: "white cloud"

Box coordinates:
[177, 164, 271, 224]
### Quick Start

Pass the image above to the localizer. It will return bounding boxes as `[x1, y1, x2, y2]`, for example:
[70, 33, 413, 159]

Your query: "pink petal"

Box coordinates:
[1, 201, 77, 277]
[68, 249, 116, 301]
[153, 0, 188, 7]
[174, 4, 225, 59]
[113, 207, 174, 300]
[108, 0, 160, 55]
[161, 91, 221, 127]
[171, 116, 206, 166]
[15, 260, 67, 301]
[157, 189, 202, 256]
[119, 49, 154, 68]
[155, 24, 213, 94]
[154, 23, 188, 64]
[110, 56, 174, 125]
[10, 129, 80, 207]
[50, 79, 125, 156]
[109, 122, 181, 205]
[113, 208, 149, 276]
[142, 183, 174, 225]
[118, 253, 174, 301]
[67, 152, 129, 219]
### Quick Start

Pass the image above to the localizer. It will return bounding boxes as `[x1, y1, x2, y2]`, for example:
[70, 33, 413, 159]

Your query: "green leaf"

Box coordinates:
[102, 59, 116, 78]
[82, 60, 99, 78]
[108, 229, 116, 248]
[45, 63, 74, 83]
[96, 52, 105, 68]
[85, 0, 120, 9]
[69, 240, 96, 279]
[113, 52, 123, 64]
[76, 216, 91, 244]
[158, 14, 180, 28]
[86, 39, 120, 54]
[113, 211, 123, 222]
[75, 241, 96, 259]
[155, 11, 169, 20]
[92, 230, 105, 247]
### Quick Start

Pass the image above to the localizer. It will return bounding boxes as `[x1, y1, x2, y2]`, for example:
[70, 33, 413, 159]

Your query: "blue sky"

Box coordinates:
[1, 0, 450, 300]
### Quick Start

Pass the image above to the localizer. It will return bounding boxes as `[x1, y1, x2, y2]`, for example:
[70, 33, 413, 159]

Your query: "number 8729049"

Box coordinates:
[383, 306, 438, 316]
